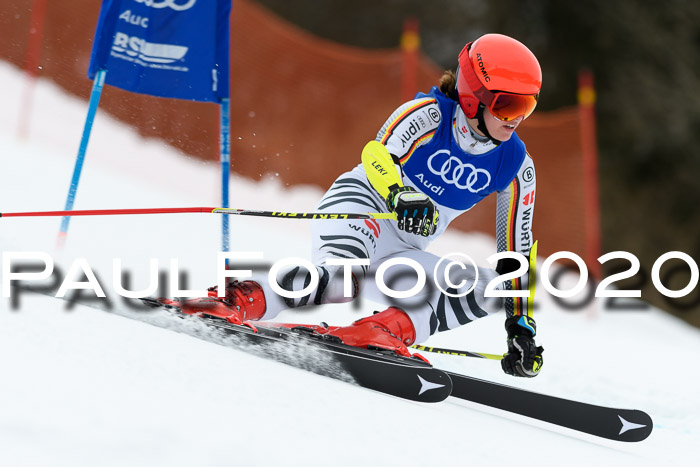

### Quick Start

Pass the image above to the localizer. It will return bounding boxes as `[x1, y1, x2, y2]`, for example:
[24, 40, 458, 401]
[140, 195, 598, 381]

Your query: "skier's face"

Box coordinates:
[483, 107, 523, 142]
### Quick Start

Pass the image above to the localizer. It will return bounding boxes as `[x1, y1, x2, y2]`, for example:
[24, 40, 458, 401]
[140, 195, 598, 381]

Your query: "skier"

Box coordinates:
[187, 33, 544, 378]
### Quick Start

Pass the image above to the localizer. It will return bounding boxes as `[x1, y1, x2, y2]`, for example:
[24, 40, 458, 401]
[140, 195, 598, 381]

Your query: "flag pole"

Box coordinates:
[220, 97, 231, 257]
[57, 68, 107, 248]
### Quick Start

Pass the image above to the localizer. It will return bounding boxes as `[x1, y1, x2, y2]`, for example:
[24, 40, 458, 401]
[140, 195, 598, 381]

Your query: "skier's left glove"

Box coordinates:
[502, 315, 544, 378]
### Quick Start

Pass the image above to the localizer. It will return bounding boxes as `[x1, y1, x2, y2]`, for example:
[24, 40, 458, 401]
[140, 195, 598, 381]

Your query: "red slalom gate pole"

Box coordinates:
[400, 18, 420, 103]
[2, 207, 216, 218]
[17, 0, 48, 139]
[578, 70, 602, 279]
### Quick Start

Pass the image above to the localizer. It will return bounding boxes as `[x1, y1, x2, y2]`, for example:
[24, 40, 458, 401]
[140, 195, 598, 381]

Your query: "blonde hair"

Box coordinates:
[439, 70, 458, 100]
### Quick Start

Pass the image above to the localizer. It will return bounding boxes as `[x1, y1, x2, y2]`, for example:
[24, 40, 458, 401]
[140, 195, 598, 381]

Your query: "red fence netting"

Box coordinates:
[0, 0, 587, 258]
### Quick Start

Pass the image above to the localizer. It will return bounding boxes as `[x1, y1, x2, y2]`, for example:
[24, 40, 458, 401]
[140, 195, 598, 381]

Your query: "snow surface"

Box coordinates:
[1, 61, 699, 466]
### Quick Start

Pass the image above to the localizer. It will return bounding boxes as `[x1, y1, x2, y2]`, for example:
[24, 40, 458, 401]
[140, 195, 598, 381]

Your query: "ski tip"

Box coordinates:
[616, 410, 653, 442]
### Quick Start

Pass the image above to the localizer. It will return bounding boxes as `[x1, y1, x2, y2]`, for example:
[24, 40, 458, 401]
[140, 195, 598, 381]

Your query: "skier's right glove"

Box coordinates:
[386, 186, 439, 237]
[502, 315, 544, 378]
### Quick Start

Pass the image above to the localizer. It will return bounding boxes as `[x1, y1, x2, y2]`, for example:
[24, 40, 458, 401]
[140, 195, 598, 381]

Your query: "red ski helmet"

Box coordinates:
[456, 34, 542, 121]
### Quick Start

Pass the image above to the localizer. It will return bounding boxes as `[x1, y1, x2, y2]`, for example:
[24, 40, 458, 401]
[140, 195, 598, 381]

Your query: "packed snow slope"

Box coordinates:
[1, 61, 699, 467]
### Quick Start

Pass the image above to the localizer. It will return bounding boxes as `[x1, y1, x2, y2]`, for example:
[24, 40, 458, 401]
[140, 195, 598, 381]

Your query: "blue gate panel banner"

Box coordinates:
[88, 0, 231, 102]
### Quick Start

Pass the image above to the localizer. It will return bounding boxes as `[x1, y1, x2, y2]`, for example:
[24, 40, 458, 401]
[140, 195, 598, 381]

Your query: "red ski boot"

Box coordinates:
[320, 307, 417, 357]
[161, 280, 266, 325]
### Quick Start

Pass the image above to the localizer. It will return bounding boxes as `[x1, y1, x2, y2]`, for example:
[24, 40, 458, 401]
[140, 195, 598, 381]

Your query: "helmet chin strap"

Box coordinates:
[455, 69, 501, 146]
[476, 103, 501, 146]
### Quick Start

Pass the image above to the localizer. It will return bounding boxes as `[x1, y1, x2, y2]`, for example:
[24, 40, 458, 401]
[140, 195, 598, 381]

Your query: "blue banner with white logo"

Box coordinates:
[88, 0, 231, 102]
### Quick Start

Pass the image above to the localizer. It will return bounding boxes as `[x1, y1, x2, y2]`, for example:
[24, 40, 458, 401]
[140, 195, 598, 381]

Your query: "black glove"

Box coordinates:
[386, 186, 438, 237]
[502, 315, 544, 378]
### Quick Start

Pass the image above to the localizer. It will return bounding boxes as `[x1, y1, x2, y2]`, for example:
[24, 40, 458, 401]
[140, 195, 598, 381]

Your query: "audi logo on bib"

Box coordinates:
[134, 0, 198, 11]
[427, 150, 491, 193]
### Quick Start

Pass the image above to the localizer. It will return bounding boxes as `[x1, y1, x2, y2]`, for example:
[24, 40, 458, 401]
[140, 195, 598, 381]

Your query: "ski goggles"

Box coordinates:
[458, 49, 539, 122]
[487, 91, 539, 122]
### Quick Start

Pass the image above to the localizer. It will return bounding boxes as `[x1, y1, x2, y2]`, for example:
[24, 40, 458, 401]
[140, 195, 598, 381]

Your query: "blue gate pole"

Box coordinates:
[220, 98, 231, 258]
[57, 68, 107, 248]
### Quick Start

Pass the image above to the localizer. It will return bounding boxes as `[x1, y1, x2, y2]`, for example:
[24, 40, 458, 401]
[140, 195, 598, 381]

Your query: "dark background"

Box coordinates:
[256, 0, 700, 324]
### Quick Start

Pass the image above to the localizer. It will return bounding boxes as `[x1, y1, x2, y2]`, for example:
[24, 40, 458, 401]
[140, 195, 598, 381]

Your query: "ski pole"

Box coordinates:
[410, 344, 503, 361]
[0, 207, 397, 221]
[415, 242, 539, 361]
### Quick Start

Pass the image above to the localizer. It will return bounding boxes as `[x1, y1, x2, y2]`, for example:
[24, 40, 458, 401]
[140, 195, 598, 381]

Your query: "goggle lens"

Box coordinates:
[490, 93, 539, 121]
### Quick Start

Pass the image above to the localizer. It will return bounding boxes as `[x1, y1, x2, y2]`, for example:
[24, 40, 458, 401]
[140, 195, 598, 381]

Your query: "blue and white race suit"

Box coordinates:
[256, 87, 536, 343]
